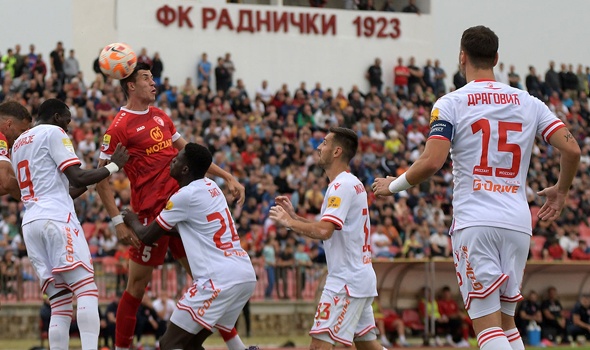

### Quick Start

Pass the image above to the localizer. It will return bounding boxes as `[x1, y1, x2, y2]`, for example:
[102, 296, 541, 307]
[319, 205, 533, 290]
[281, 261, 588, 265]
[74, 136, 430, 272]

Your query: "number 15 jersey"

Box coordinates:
[429, 80, 565, 235]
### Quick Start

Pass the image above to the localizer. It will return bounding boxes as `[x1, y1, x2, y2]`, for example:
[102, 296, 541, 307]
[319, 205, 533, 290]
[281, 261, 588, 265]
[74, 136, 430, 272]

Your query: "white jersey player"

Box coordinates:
[270, 127, 382, 350]
[11, 99, 129, 350]
[373, 26, 580, 350]
[122, 143, 256, 350]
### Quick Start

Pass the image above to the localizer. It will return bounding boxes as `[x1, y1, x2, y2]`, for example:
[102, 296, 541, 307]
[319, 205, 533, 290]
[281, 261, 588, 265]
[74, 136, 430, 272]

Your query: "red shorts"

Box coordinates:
[128, 215, 187, 266]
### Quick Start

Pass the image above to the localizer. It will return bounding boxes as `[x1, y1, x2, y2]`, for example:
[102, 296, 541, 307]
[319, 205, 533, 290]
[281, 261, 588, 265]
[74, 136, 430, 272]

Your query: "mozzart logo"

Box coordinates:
[146, 126, 172, 155]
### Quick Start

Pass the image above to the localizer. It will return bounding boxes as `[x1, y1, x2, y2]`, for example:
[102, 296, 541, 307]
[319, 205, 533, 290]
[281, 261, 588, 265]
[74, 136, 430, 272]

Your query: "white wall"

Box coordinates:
[2, 0, 590, 96]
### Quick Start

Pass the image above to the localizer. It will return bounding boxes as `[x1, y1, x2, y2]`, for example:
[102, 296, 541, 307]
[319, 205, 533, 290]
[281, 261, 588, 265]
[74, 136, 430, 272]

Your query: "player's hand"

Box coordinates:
[537, 185, 567, 222]
[117, 210, 141, 249]
[275, 196, 297, 219]
[372, 176, 395, 197]
[227, 177, 246, 207]
[269, 205, 291, 228]
[110, 143, 129, 169]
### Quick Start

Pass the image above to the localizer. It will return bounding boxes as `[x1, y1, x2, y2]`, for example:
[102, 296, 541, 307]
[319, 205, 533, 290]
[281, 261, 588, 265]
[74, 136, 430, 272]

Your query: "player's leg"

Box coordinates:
[63, 272, 100, 350]
[160, 322, 204, 350]
[452, 227, 512, 349]
[47, 288, 74, 350]
[185, 329, 212, 350]
[214, 282, 257, 350]
[498, 229, 529, 350]
[353, 298, 382, 350]
[116, 259, 154, 350]
[171, 237, 252, 350]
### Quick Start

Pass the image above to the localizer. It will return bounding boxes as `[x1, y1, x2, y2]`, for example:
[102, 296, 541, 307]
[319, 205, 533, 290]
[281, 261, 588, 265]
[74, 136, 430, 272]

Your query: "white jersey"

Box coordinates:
[12, 125, 81, 225]
[429, 80, 565, 235]
[156, 178, 256, 288]
[320, 171, 377, 298]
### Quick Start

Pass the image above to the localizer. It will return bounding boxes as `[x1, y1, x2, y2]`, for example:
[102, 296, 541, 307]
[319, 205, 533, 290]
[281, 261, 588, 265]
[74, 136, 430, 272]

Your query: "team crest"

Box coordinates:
[102, 134, 111, 151]
[0, 140, 7, 157]
[62, 138, 75, 153]
[327, 196, 341, 208]
[153, 116, 164, 126]
[164, 200, 174, 210]
[430, 108, 439, 125]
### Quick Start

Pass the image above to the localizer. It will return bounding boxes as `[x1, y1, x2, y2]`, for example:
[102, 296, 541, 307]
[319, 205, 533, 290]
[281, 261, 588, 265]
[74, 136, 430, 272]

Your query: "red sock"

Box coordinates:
[115, 291, 142, 348]
[219, 328, 238, 341]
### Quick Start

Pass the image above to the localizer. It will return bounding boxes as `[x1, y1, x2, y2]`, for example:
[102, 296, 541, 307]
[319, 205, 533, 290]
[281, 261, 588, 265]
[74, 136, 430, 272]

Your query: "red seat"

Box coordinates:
[402, 309, 425, 332]
[82, 222, 96, 240]
[530, 235, 546, 260]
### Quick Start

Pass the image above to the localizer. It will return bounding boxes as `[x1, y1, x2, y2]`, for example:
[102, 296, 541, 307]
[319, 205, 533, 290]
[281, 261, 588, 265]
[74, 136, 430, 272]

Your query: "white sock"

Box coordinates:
[477, 327, 511, 350]
[225, 334, 246, 350]
[49, 293, 73, 350]
[399, 334, 407, 343]
[73, 278, 100, 350]
[505, 328, 525, 350]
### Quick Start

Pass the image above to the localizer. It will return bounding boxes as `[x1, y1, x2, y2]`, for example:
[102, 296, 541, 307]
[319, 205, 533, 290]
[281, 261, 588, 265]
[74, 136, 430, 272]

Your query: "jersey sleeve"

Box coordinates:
[48, 128, 81, 172]
[428, 97, 455, 142]
[155, 189, 189, 231]
[0, 132, 10, 163]
[533, 98, 566, 143]
[99, 118, 128, 160]
[160, 108, 181, 142]
[320, 184, 353, 230]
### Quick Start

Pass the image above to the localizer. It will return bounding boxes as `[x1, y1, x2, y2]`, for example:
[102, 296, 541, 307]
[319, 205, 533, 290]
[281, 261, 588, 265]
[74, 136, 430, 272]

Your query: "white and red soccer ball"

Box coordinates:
[98, 42, 137, 80]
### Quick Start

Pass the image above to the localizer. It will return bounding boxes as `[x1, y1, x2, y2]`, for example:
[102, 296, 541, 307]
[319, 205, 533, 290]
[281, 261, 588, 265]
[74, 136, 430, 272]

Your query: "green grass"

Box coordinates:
[0, 334, 582, 350]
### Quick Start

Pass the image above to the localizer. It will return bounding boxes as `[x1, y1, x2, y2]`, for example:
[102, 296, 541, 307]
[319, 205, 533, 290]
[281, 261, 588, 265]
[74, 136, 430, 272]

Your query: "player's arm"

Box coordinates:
[372, 138, 450, 196]
[269, 205, 335, 240]
[63, 144, 129, 188]
[69, 185, 88, 200]
[0, 161, 21, 200]
[537, 127, 581, 221]
[274, 195, 313, 223]
[121, 209, 167, 246]
[174, 135, 246, 206]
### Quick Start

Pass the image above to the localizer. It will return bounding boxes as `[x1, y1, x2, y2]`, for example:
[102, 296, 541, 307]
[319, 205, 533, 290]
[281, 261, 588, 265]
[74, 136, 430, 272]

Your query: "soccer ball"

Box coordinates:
[98, 42, 137, 80]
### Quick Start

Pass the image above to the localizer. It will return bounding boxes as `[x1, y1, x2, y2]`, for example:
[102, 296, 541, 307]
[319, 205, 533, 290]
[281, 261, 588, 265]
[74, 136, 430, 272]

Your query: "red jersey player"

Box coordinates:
[0, 101, 32, 199]
[96, 63, 247, 350]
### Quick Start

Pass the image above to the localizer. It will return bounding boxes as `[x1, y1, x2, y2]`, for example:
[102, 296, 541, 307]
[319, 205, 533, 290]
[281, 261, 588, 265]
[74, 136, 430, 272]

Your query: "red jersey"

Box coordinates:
[394, 65, 410, 86]
[437, 298, 460, 317]
[100, 106, 180, 218]
[0, 132, 9, 160]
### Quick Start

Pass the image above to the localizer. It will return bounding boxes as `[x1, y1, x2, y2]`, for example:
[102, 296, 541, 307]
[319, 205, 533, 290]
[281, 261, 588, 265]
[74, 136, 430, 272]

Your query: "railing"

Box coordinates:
[0, 257, 327, 303]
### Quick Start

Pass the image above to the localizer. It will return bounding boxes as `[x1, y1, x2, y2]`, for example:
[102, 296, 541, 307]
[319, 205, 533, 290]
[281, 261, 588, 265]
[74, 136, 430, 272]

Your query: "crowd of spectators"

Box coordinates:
[1, 40, 590, 301]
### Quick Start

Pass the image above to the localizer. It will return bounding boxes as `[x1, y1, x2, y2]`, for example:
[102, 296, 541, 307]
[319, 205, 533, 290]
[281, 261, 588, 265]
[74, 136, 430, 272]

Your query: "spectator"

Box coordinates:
[494, 62, 509, 85]
[381, 0, 396, 12]
[545, 61, 561, 97]
[453, 65, 466, 90]
[366, 58, 383, 92]
[262, 235, 277, 299]
[437, 286, 470, 347]
[515, 290, 543, 343]
[567, 294, 590, 343]
[196, 52, 211, 86]
[402, 0, 420, 13]
[429, 224, 450, 258]
[541, 287, 569, 344]
[49, 41, 65, 84]
[63, 49, 80, 82]
[508, 65, 522, 89]
[571, 240, 590, 260]
[151, 52, 164, 86]
[371, 225, 395, 259]
[135, 294, 164, 349]
[152, 290, 175, 349]
[293, 242, 312, 299]
[256, 80, 273, 105]
[0, 250, 19, 296]
[433, 59, 446, 96]
[276, 242, 295, 299]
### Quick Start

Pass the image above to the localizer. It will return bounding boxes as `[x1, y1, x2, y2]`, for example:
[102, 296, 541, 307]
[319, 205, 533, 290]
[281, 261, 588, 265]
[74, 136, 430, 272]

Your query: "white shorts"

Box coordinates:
[171, 280, 256, 334]
[452, 226, 529, 319]
[309, 287, 377, 346]
[23, 219, 94, 296]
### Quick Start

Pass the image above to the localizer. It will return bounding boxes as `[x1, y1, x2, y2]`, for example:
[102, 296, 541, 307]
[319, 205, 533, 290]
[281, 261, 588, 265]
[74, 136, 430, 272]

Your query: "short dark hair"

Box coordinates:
[37, 99, 69, 122]
[0, 101, 32, 122]
[184, 143, 212, 179]
[329, 127, 358, 163]
[460, 25, 498, 70]
[120, 62, 151, 98]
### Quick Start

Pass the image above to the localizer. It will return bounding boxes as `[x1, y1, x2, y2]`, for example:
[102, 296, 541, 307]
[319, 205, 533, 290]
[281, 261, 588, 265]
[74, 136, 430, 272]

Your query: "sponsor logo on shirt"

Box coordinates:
[153, 115, 164, 127]
[164, 200, 173, 210]
[102, 134, 111, 152]
[136, 125, 145, 132]
[0, 140, 8, 156]
[327, 196, 341, 208]
[62, 138, 75, 153]
[430, 108, 439, 125]
[472, 179, 520, 193]
[145, 126, 172, 155]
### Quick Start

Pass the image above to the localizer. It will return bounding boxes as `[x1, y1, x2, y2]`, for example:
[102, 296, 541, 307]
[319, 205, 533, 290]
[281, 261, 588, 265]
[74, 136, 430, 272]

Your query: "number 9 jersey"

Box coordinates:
[429, 80, 565, 235]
